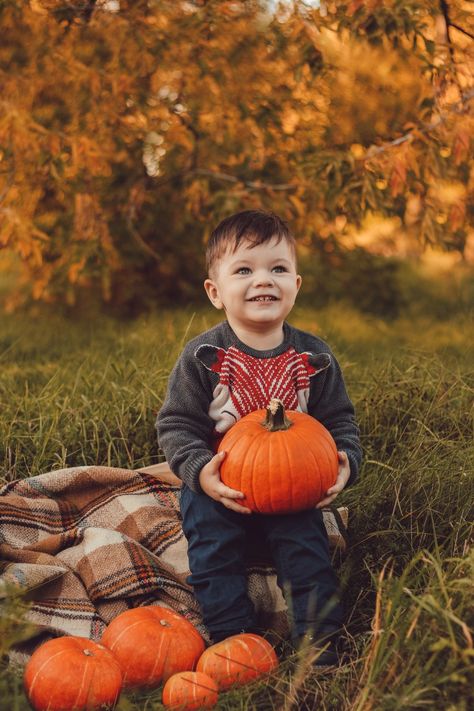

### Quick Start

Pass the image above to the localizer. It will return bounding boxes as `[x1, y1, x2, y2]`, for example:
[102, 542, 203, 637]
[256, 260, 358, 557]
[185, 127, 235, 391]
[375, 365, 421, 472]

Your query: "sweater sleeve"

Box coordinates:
[307, 348, 362, 486]
[156, 343, 215, 492]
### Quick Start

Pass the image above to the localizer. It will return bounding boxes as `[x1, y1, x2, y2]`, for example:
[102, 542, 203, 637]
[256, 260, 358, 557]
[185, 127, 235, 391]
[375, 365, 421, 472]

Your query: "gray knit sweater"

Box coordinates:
[156, 320, 362, 493]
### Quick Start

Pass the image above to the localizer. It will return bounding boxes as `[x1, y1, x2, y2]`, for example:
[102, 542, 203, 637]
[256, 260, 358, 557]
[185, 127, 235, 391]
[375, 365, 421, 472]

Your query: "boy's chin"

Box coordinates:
[244, 312, 288, 328]
[247, 305, 291, 319]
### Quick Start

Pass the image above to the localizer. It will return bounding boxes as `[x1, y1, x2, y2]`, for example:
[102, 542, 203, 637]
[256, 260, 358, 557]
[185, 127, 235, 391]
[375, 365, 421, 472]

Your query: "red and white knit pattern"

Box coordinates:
[213, 345, 313, 418]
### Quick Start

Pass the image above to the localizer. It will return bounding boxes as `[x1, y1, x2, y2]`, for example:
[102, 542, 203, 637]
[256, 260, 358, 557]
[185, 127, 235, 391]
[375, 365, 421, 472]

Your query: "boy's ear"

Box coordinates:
[204, 278, 224, 310]
[296, 274, 302, 292]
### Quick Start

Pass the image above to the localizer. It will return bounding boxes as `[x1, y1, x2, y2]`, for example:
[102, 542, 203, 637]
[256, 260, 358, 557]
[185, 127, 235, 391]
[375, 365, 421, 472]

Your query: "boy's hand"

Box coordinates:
[316, 451, 351, 509]
[199, 451, 252, 514]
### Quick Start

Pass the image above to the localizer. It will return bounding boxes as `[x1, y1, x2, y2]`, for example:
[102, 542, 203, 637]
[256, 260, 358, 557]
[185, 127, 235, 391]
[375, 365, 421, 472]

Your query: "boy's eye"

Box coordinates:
[272, 265, 288, 273]
[236, 267, 251, 275]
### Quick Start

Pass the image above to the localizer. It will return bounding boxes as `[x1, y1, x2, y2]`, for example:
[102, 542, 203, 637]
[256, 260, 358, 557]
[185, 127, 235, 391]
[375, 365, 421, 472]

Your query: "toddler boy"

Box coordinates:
[156, 209, 362, 664]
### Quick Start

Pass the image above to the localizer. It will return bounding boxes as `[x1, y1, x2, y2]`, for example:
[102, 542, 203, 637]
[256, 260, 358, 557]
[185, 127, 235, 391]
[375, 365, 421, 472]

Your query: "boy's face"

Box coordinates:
[204, 237, 302, 335]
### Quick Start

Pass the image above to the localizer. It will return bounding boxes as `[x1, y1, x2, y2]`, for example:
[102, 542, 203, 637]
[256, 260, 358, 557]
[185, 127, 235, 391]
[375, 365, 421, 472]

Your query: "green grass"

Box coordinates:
[1, 303, 473, 709]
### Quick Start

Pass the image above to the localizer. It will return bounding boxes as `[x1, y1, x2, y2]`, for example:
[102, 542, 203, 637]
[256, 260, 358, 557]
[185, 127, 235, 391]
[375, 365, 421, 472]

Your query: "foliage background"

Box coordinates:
[0, 0, 473, 314]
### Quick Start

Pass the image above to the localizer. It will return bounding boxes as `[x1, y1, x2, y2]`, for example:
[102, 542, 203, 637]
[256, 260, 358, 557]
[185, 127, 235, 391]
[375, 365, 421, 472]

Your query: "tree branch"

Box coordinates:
[193, 169, 296, 192]
[450, 22, 474, 41]
[80, 1, 98, 22]
[127, 166, 296, 263]
[439, 0, 464, 98]
[142, 166, 296, 193]
[365, 86, 474, 159]
[0, 169, 15, 206]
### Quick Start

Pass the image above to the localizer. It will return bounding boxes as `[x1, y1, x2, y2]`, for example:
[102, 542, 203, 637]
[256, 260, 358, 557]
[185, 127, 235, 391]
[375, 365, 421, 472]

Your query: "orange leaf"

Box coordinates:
[390, 159, 407, 197]
[449, 202, 466, 232]
[453, 131, 470, 165]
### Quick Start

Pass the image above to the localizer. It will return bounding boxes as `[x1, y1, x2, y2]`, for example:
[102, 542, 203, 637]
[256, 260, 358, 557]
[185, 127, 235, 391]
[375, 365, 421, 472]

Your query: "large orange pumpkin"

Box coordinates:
[24, 636, 122, 711]
[196, 633, 278, 690]
[218, 398, 338, 513]
[101, 606, 205, 689]
[162, 671, 219, 710]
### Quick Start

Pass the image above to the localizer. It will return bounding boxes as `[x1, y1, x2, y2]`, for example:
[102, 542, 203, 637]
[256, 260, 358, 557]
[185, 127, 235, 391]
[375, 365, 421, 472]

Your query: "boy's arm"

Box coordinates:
[156, 344, 217, 493]
[308, 350, 362, 487]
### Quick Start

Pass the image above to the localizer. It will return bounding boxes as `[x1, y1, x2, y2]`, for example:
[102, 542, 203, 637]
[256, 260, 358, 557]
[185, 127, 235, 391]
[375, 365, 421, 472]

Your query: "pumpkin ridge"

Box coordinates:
[278, 432, 292, 513]
[181, 675, 217, 693]
[243, 432, 262, 512]
[223, 640, 231, 680]
[225, 429, 253, 492]
[266, 434, 275, 513]
[313, 429, 326, 502]
[26, 648, 65, 700]
[73, 654, 92, 710]
[318, 431, 337, 490]
[235, 637, 252, 663]
[251, 633, 275, 658]
[290, 426, 322, 506]
[213, 652, 259, 672]
[293, 426, 304, 509]
[232, 434, 247, 506]
[148, 629, 166, 684]
[311, 429, 324, 502]
[285, 426, 306, 511]
[104, 618, 144, 650]
[192, 673, 197, 704]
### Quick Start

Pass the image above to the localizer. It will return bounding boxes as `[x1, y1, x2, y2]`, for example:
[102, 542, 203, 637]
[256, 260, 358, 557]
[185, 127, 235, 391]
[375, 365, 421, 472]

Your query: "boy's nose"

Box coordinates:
[253, 270, 274, 286]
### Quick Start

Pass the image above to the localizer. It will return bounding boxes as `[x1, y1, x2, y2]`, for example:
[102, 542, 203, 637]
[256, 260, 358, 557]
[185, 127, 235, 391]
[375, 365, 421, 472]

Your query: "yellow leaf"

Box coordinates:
[289, 195, 306, 217]
[282, 108, 300, 135]
[68, 259, 86, 284]
[350, 144, 365, 159]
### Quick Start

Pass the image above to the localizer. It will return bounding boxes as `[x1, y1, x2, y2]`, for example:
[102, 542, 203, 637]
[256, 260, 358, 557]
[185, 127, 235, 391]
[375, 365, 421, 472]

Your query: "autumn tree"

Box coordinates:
[0, 0, 472, 311]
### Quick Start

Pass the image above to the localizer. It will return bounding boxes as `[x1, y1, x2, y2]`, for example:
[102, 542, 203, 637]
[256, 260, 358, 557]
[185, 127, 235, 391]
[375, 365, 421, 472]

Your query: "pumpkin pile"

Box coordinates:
[23, 607, 279, 711]
[218, 397, 339, 513]
[100, 606, 205, 688]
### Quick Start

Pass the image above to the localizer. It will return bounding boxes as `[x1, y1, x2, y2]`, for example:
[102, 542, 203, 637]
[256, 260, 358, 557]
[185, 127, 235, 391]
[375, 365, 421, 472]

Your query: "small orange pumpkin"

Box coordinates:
[218, 398, 338, 513]
[101, 606, 205, 689]
[24, 636, 122, 711]
[162, 671, 218, 710]
[196, 633, 278, 690]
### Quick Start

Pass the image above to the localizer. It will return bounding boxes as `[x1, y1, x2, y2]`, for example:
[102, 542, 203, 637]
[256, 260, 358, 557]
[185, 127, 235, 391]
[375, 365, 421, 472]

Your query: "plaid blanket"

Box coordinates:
[0, 465, 348, 655]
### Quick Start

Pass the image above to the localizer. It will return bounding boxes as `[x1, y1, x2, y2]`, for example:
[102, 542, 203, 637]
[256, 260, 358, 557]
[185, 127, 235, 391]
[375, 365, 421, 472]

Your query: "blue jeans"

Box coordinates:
[180, 485, 343, 643]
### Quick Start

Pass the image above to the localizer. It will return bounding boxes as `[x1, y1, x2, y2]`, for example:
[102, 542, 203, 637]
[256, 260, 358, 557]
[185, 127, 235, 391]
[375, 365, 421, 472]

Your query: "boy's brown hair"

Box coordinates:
[206, 209, 296, 276]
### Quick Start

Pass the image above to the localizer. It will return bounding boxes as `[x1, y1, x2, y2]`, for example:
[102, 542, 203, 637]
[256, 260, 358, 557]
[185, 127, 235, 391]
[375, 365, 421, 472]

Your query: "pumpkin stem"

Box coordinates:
[262, 399, 293, 432]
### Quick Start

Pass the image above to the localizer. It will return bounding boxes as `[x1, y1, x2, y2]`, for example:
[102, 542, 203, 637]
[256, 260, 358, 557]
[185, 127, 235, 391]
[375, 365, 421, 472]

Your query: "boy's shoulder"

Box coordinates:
[180, 321, 231, 356]
[287, 322, 333, 356]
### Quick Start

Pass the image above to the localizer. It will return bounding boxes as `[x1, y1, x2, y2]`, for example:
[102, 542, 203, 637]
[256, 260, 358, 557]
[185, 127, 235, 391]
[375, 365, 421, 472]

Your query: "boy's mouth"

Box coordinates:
[247, 295, 278, 302]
